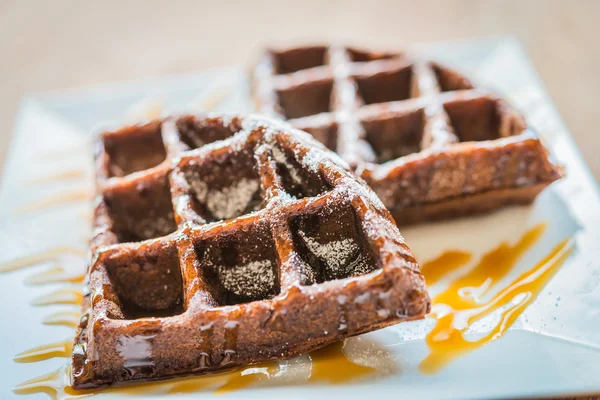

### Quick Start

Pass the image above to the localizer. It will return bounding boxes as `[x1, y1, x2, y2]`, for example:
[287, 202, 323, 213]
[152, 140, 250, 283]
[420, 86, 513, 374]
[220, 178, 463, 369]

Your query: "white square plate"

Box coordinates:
[1, 37, 599, 400]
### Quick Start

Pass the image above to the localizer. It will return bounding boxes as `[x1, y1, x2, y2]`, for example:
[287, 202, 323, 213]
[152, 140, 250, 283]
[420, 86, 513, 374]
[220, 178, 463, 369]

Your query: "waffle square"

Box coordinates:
[251, 45, 563, 224]
[73, 114, 430, 388]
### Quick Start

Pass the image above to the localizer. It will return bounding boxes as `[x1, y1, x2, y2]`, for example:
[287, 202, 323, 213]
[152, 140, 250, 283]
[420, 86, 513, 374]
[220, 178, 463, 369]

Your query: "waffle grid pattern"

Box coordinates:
[73, 114, 430, 388]
[252, 45, 563, 224]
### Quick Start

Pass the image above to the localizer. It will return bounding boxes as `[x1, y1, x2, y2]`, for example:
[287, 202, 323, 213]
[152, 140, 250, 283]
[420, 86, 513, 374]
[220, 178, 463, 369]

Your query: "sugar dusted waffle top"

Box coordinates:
[252, 45, 563, 224]
[73, 114, 431, 388]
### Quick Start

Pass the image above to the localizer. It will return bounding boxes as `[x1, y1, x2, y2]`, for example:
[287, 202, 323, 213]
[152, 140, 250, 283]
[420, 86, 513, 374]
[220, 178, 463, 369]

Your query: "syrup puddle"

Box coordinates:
[307, 340, 375, 383]
[434, 223, 546, 309]
[14, 365, 230, 399]
[15, 340, 381, 399]
[13, 366, 87, 399]
[420, 250, 472, 286]
[419, 223, 574, 374]
[212, 362, 280, 394]
[27, 169, 87, 185]
[15, 190, 93, 214]
[14, 339, 72, 363]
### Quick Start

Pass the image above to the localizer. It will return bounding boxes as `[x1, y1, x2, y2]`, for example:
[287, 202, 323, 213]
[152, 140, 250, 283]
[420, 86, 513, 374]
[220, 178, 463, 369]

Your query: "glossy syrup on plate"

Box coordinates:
[42, 311, 81, 328]
[419, 223, 574, 374]
[0, 247, 86, 273]
[3, 242, 386, 397]
[14, 190, 93, 214]
[27, 169, 87, 185]
[24, 266, 85, 285]
[31, 288, 83, 306]
[13, 340, 379, 399]
[14, 339, 73, 364]
[3, 222, 575, 397]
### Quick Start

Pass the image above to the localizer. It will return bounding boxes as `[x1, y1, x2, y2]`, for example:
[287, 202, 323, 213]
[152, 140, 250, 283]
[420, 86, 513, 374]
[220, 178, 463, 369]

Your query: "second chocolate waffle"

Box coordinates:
[252, 45, 563, 224]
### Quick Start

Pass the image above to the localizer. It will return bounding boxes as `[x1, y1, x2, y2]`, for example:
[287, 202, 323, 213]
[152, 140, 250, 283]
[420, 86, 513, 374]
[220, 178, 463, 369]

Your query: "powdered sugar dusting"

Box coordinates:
[219, 260, 275, 298]
[296, 148, 320, 174]
[131, 212, 175, 241]
[189, 177, 260, 220]
[299, 144, 350, 173]
[298, 230, 373, 279]
[272, 145, 303, 187]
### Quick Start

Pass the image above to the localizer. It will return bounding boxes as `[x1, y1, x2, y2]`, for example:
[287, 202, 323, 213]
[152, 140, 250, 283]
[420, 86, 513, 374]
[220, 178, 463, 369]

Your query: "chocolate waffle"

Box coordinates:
[74, 114, 430, 388]
[252, 45, 563, 224]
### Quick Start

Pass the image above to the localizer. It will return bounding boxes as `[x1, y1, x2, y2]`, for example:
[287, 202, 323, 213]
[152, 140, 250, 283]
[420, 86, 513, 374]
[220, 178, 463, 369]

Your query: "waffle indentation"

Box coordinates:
[179, 147, 264, 223]
[348, 48, 397, 63]
[277, 79, 334, 119]
[175, 115, 242, 149]
[273, 144, 331, 199]
[274, 46, 327, 75]
[102, 170, 177, 243]
[444, 97, 504, 142]
[102, 121, 167, 177]
[292, 202, 377, 283]
[355, 65, 413, 105]
[432, 63, 474, 92]
[103, 241, 184, 319]
[363, 108, 425, 162]
[196, 219, 280, 305]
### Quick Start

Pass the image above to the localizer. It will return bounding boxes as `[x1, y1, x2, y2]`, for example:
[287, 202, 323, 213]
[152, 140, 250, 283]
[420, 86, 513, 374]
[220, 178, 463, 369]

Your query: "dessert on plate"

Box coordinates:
[251, 45, 563, 224]
[73, 114, 430, 388]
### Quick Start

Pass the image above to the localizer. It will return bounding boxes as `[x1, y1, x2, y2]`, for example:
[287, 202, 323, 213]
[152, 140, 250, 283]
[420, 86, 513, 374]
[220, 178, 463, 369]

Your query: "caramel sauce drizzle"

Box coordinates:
[27, 169, 87, 185]
[420, 250, 472, 286]
[14, 341, 379, 399]
[14, 190, 93, 214]
[13, 366, 88, 400]
[24, 267, 85, 285]
[212, 362, 281, 394]
[42, 311, 80, 328]
[165, 369, 240, 394]
[7, 220, 574, 396]
[31, 288, 83, 306]
[14, 365, 227, 399]
[307, 340, 375, 383]
[433, 223, 547, 309]
[14, 339, 73, 363]
[0, 247, 85, 273]
[213, 340, 377, 393]
[419, 223, 574, 374]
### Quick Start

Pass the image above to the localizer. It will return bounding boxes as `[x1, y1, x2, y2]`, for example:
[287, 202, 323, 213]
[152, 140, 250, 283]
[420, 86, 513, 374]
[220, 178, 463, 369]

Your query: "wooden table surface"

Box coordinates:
[0, 1, 598, 399]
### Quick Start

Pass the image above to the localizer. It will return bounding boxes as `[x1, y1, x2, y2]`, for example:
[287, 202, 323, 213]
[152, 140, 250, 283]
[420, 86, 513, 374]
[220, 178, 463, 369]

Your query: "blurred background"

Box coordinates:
[1, 0, 598, 180]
